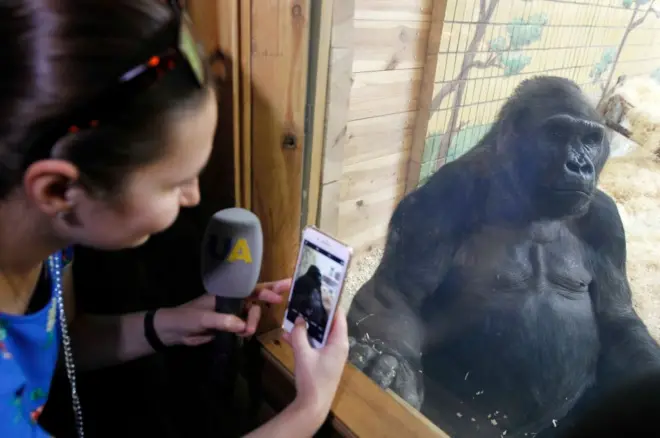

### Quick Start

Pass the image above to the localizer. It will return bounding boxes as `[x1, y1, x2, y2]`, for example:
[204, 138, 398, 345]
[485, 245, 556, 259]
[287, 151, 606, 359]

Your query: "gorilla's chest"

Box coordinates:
[421, 223, 599, 434]
[451, 222, 592, 298]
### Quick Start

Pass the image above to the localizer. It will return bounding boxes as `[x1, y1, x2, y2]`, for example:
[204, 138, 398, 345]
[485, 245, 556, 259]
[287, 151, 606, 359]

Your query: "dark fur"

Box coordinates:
[289, 265, 328, 327]
[347, 76, 660, 438]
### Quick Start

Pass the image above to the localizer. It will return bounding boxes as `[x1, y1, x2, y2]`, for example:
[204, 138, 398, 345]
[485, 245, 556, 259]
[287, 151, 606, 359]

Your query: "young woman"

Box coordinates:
[0, 1, 349, 437]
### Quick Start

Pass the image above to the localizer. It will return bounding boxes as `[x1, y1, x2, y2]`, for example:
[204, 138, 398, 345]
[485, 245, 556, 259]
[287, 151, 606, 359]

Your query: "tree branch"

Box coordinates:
[470, 55, 501, 70]
[479, 0, 487, 22]
[631, 0, 657, 29]
[428, 55, 501, 113]
[428, 0, 501, 117]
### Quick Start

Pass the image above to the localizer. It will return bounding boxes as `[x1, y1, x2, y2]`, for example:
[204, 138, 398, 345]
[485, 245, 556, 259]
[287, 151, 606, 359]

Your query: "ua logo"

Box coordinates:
[208, 235, 253, 264]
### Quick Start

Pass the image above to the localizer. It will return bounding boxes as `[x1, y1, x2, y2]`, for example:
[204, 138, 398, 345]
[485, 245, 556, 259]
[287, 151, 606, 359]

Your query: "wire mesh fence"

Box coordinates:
[420, 0, 660, 185]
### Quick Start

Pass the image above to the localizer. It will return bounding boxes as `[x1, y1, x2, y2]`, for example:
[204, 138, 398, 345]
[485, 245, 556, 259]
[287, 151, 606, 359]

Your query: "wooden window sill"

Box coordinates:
[257, 329, 449, 438]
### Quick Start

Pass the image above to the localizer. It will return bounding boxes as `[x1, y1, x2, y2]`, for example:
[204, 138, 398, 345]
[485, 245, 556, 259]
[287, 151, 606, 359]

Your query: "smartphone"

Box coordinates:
[282, 226, 353, 348]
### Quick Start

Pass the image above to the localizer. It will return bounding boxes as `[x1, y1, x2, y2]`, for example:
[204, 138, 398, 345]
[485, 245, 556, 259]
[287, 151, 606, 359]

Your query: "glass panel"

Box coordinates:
[323, 1, 660, 437]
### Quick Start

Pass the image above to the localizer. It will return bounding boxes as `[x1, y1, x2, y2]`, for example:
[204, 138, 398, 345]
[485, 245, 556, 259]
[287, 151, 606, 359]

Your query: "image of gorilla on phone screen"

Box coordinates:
[286, 241, 344, 342]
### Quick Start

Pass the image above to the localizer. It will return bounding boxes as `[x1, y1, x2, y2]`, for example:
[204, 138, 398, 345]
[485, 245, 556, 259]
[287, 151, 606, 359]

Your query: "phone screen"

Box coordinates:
[285, 238, 347, 344]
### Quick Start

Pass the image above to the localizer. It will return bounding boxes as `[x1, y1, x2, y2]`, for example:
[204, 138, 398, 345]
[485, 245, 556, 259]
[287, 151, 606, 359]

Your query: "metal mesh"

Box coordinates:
[420, 0, 660, 185]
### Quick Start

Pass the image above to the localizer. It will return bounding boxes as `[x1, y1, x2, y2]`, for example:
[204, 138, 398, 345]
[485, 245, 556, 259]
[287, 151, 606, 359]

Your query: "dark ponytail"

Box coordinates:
[0, 0, 211, 199]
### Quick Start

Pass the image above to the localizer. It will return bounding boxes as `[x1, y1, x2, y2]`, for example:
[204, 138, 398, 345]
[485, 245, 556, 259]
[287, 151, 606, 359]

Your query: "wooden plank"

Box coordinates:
[322, 48, 354, 186]
[337, 183, 404, 244]
[318, 0, 355, 237]
[250, 0, 311, 333]
[258, 330, 449, 438]
[339, 152, 409, 202]
[239, 0, 252, 209]
[352, 20, 430, 73]
[324, 1, 434, 252]
[305, 0, 335, 227]
[189, 0, 249, 209]
[344, 129, 413, 166]
[354, 0, 434, 21]
[349, 69, 422, 121]
[406, 0, 450, 193]
[187, 0, 239, 209]
[346, 110, 416, 138]
[319, 180, 341, 234]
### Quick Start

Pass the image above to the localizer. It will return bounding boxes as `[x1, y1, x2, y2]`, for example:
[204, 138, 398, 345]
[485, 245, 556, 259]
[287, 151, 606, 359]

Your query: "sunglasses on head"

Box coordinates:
[24, 1, 206, 166]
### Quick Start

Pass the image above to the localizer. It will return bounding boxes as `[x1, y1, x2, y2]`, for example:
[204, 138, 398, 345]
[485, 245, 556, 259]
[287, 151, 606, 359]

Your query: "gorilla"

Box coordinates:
[288, 265, 328, 328]
[347, 76, 660, 438]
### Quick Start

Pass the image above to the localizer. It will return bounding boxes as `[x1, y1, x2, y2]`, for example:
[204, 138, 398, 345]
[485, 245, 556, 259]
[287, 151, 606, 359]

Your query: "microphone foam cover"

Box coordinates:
[201, 208, 263, 299]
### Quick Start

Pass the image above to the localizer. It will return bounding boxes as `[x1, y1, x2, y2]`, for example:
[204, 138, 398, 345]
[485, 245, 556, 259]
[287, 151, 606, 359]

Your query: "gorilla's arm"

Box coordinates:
[348, 160, 475, 408]
[579, 190, 660, 391]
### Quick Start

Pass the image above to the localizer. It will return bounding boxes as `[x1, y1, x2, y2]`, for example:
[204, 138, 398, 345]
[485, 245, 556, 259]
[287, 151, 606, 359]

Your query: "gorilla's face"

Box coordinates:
[500, 77, 610, 219]
[307, 265, 322, 286]
[530, 114, 608, 217]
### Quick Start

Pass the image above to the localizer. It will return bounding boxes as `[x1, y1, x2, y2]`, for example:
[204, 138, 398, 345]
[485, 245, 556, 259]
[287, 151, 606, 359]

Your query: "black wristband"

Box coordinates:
[144, 309, 168, 352]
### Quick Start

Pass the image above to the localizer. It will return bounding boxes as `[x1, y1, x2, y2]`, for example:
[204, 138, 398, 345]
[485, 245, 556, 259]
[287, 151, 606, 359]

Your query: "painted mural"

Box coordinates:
[421, 0, 660, 184]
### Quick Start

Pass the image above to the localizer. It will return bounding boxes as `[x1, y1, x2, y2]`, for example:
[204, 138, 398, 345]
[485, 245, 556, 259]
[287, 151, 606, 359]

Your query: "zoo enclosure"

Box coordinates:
[318, 0, 660, 255]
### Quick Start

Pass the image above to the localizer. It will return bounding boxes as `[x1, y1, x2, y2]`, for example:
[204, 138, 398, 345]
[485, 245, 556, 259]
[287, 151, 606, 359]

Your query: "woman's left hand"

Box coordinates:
[154, 278, 292, 347]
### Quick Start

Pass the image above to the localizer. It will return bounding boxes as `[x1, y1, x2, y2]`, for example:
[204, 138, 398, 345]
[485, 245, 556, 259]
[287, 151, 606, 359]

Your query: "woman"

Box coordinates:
[0, 1, 349, 437]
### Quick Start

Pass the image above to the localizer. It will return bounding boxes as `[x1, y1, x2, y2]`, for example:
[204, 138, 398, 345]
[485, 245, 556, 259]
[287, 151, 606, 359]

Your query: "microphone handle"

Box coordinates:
[210, 296, 244, 388]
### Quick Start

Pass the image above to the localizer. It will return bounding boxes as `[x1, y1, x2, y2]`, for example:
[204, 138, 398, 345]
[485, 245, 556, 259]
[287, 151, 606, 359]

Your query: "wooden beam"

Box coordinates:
[239, 0, 252, 209]
[251, 0, 312, 333]
[259, 329, 449, 438]
[405, 0, 448, 193]
[186, 0, 240, 209]
[318, 0, 355, 236]
[305, 0, 335, 227]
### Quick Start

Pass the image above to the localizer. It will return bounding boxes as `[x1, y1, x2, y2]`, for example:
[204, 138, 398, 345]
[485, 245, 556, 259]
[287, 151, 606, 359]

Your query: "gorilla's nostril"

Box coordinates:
[566, 160, 582, 174]
[565, 152, 593, 177]
[566, 161, 580, 173]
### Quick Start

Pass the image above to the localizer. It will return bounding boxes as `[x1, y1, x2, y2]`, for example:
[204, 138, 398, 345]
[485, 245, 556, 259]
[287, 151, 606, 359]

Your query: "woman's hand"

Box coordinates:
[282, 308, 350, 424]
[154, 278, 291, 347]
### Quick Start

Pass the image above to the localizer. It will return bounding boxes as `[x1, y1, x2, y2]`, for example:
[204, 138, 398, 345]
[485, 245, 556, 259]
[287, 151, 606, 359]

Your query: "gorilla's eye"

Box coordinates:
[582, 129, 603, 145]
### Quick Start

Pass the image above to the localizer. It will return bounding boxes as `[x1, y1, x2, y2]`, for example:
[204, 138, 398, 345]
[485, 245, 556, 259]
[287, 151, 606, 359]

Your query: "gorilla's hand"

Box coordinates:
[347, 335, 424, 410]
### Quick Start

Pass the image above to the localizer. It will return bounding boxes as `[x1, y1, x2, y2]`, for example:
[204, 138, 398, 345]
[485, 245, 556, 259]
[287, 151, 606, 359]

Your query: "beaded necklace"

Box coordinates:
[47, 252, 84, 438]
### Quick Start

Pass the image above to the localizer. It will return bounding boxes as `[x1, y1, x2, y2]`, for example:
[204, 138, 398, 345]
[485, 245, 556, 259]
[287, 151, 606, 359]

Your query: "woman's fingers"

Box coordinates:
[183, 335, 215, 346]
[200, 311, 247, 333]
[256, 278, 292, 292]
[326, 308, 350, 354]
[253, 288, 284, 304]
[290, 316, 312, 357]
[253, 279, 292, 303]
[239, 304, 261, 337]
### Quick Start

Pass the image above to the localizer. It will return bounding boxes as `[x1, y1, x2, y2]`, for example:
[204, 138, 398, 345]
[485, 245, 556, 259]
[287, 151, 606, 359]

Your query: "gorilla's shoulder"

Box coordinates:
[577, 189, 626, 256]
[392, 157, 483, 235]
[582, 189, 624, 231]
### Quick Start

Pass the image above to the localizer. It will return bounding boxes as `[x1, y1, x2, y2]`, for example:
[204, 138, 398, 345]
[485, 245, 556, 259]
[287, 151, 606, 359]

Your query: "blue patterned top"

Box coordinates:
[0, 247, 73, 437]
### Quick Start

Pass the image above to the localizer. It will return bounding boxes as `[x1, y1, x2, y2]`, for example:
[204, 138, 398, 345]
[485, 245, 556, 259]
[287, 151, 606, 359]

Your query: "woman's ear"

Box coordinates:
[23, 159, 80, 218]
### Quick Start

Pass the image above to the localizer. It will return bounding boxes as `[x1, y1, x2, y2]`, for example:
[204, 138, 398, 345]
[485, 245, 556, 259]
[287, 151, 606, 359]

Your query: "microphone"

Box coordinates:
[200, 207, 264, 390]
[201, 207, 263, 302]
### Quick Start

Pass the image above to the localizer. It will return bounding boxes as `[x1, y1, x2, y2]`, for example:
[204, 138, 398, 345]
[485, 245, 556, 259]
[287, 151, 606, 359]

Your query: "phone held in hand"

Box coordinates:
[282, 226, 353, 348]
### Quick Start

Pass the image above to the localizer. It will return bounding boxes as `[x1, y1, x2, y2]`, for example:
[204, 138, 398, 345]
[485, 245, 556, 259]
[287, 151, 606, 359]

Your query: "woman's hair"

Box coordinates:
[0, 0, 212, 199]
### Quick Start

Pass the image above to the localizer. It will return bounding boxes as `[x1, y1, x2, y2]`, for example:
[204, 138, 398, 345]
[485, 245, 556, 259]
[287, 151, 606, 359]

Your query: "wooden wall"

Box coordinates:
[319, 0, 437, 254]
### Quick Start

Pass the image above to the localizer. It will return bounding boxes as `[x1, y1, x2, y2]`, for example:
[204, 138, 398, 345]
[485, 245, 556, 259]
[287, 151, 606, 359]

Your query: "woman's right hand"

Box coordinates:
[282, 308, 350, 424]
